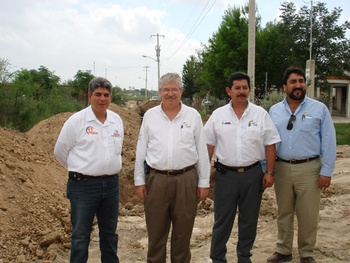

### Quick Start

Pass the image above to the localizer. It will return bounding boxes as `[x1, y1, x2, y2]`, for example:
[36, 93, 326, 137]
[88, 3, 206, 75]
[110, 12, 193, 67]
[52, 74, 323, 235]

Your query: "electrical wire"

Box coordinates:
[163, 0, 217, 61]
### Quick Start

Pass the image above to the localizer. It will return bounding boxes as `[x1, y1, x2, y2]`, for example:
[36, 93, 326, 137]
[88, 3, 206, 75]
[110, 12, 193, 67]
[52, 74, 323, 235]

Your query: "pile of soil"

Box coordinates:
[0, 103, 143, 262]
[138, 100, 161, 116]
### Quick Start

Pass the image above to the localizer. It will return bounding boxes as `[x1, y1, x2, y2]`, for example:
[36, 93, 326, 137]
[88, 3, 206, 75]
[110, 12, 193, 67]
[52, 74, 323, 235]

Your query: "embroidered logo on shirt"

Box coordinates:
[112, 129, 121, 137]
[86, 126, 98, 135]
[248, 120, 257, 126]
[221, 121, 231, 125]
[302, 111, 312, 121]
[181, 121, 191, 129]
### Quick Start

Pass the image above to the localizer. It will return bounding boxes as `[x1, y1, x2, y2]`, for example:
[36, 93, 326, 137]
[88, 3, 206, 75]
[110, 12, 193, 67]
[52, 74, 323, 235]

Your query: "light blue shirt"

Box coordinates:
[269, 96, 336, 177]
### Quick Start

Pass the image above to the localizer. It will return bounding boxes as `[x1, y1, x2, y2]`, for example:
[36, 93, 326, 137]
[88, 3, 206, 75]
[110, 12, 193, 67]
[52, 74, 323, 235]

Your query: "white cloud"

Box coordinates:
[1, 0, 348, 90]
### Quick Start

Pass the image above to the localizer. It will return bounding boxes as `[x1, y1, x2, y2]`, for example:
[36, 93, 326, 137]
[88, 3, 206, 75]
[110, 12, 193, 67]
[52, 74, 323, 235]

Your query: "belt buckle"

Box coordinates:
[237, 168, 245, 173]
[167, 170, 174, 175]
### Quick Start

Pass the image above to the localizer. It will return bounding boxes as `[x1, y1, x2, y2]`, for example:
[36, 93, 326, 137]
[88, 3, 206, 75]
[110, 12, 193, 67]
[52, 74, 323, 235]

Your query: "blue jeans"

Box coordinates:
[67, 175, 120, 263]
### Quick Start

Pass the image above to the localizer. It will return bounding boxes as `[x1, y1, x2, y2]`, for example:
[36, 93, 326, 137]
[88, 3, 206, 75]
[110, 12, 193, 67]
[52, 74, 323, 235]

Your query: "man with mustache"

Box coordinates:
[204, 72, 280, 263]
[267, 67, 336, 263]
[134, 72, 210, 262]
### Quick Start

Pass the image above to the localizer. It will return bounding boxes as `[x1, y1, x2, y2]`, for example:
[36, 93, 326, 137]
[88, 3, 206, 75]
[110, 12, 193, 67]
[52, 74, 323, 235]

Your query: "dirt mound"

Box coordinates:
[138, 100, 161, 116]
[0, 104, 142, 262]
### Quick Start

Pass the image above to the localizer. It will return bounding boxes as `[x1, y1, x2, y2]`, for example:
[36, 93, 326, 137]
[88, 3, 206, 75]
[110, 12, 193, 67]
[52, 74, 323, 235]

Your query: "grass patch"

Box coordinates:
[334, 123, 350, 145]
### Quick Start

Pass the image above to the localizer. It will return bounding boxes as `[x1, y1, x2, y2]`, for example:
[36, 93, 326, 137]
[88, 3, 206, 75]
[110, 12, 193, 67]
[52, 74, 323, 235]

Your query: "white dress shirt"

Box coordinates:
[54, 106, 124, 176]
[204, 101, 280, 167]
[134, 103, 210, 187]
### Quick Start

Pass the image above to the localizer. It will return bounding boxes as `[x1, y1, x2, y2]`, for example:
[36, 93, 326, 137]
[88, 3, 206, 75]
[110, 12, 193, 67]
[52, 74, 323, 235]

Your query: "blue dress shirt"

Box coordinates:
[269, 96, 336, 177]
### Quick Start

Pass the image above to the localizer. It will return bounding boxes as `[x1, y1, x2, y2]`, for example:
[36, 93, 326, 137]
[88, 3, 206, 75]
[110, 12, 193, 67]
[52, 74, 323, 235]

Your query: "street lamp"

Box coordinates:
[142, 55, 160, 89]
[138, 66, 149, 100]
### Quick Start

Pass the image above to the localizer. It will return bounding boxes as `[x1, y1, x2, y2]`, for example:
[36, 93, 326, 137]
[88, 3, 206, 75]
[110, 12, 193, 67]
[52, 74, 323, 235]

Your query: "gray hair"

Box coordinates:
[158, 73, 183, 90]
[88, 77, 112, 94]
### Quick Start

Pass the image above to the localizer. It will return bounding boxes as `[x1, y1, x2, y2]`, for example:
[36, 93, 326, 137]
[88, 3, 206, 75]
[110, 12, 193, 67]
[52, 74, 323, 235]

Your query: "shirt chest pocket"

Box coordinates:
[108, 137, 122, 155]
[245, 127, 263, 143]
[300, 117, 320, 131]
[179, 128, 194, 144]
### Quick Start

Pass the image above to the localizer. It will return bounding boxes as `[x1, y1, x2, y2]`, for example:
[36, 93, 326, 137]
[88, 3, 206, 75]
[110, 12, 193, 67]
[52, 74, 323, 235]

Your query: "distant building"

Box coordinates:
[327, 71, 350, 119]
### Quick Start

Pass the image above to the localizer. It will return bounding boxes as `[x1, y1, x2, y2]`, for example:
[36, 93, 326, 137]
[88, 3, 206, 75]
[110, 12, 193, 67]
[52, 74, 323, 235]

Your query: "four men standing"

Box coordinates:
[54, 68, 337, 262]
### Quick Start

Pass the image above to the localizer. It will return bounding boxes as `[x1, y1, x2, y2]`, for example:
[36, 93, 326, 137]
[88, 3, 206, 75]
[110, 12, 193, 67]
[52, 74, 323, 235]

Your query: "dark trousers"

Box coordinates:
[67, 175, 120, 263]
[210, 164, 263, 263]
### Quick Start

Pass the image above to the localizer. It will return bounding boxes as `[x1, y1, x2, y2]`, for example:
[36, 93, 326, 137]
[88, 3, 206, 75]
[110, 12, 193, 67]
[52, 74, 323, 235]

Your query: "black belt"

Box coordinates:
[214, 161, 260, 173]
[277, 156, 319, 164]
[69, 171, 118, 181]
[151, 165, 195, 176]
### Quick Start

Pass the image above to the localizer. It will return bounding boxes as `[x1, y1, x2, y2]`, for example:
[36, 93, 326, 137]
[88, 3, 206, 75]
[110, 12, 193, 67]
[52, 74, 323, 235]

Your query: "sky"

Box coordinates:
[1, 0, 349, 91]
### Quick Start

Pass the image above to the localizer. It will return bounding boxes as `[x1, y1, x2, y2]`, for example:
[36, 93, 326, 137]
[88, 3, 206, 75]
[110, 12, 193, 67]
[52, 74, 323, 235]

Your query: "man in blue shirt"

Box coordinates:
[267, 67, 336, 263]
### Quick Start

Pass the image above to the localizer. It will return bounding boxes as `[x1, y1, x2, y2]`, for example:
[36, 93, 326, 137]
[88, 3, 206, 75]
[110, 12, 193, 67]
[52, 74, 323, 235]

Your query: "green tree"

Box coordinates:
[111, 85, 124, 105]
[199, 5, 251, 98]
[182, 55, 202, 102]
[255, 23, 281, 97]
[2, 65, 80, 131]
[305, 3, 350, 75]
[0, 58, 15, 84]
[69, 70, 94, 106]
[13, 66, 60, 100]
[35, 65, 60, 91]
[271, 1, 350, 88]
[189, 1, 349, 101]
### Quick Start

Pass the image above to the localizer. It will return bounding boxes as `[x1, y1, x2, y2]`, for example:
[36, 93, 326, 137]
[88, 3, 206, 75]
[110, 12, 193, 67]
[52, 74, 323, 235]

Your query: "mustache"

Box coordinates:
[293, 88, 303, 92]
[237, 94, 246, 97]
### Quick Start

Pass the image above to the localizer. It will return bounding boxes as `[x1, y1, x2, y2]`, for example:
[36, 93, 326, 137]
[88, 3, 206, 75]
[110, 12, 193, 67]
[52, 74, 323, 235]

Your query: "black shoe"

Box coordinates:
[267, 252, 292, 263]
[300, 257, 316, 263]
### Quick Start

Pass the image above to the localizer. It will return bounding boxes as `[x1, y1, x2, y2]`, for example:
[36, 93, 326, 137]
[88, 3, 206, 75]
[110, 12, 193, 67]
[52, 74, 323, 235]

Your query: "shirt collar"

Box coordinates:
[159, 101, 183, 114]
[283, 95, 308, 114]
[228, 100, 251, 115]
[86, 105, 114, 124]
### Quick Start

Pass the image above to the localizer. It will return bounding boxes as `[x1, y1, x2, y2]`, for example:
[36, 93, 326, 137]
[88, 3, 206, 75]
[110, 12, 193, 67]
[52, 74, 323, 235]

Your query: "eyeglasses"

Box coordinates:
[161, 88, 181, 94]
[286, 114, 296, 130]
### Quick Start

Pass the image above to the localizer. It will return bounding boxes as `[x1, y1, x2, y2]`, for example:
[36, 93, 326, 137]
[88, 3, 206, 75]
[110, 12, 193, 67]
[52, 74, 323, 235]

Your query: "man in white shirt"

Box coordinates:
[204, 72, 280, 263]
[134, 72, 210, 263]
[54, 77, 123, 263]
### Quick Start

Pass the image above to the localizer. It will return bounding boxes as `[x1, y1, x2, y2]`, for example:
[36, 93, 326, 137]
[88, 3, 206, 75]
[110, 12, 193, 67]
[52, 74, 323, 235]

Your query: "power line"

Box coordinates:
[163, 0, 217, 61]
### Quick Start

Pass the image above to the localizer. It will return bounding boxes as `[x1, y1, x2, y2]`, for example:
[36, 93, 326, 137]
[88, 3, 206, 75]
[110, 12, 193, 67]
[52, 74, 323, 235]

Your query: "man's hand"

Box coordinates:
[318, 175, 331, 191]
[197, 187, 210, 201]
[135, 185, 147, 199]
[263, 173, 274, 189]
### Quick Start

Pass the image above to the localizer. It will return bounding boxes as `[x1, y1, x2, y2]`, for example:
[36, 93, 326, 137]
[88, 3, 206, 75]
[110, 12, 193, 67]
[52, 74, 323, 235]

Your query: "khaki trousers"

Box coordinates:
[144, 168, 198, 263]
[274, 158, 321, 258]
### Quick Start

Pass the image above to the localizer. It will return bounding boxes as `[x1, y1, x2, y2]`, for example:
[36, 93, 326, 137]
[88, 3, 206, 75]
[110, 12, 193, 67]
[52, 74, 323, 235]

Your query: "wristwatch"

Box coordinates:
[266, 170, 275, 176]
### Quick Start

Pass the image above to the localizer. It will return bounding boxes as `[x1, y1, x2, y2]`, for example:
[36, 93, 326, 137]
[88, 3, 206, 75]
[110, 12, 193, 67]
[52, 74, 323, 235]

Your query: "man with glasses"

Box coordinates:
[267, 67, 336, 263]
[54, 77, 123, 262]
[204, 72, 281, 263]
[134, 72, 210, 263]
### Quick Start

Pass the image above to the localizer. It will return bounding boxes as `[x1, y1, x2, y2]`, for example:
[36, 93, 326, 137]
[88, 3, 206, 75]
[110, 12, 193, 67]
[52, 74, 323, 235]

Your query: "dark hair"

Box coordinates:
[282, 67, 306, 85]
[227, 72, 250, 89]
[88, 77, 112, 94]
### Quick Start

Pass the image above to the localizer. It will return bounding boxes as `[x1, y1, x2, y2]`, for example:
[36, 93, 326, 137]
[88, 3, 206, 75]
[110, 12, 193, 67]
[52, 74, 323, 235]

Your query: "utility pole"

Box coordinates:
[143, 66, 150, 100]
[150, 33, 165, 89]
[247, 0, 256, 102]
[306, 0, 315, 98]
